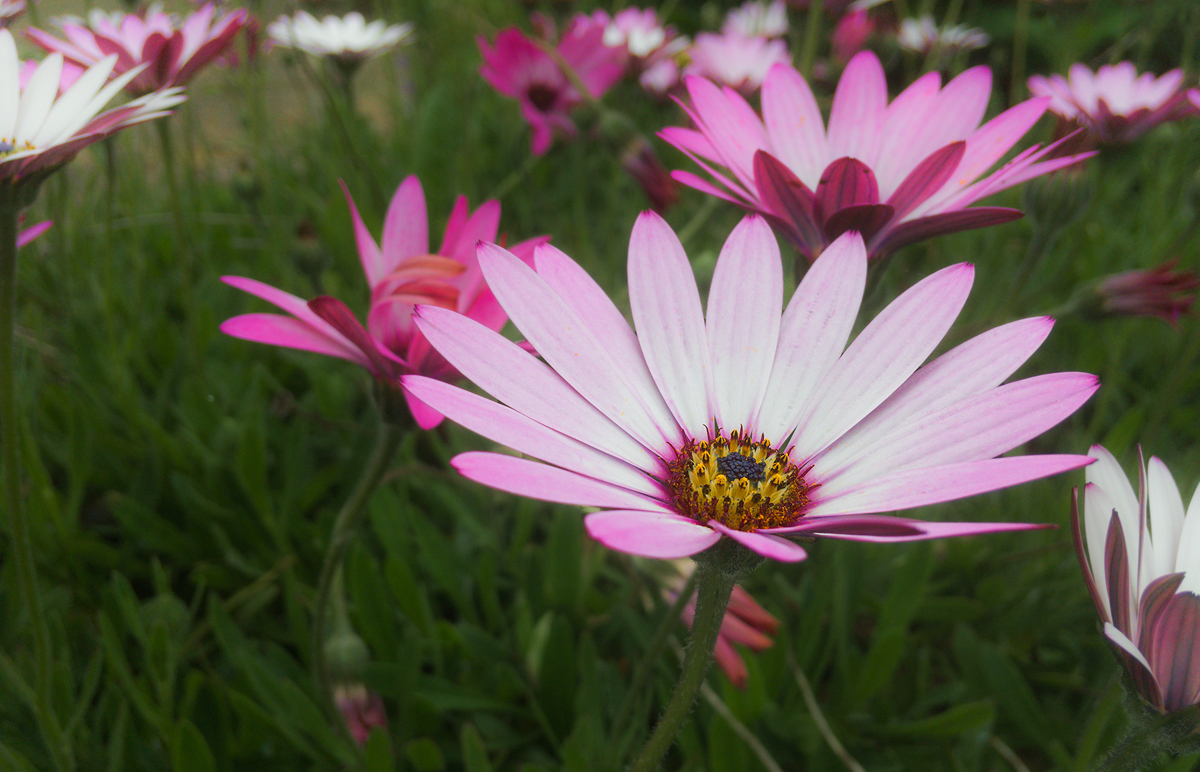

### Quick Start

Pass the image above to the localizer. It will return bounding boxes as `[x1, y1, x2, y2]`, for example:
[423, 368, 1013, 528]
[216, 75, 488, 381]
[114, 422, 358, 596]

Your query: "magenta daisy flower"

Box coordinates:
[661, 51, 1094, 261]
[1072, 446, 1200, 712]
[403, 213, 1096, 563]
[1028, 63, 1189, 144]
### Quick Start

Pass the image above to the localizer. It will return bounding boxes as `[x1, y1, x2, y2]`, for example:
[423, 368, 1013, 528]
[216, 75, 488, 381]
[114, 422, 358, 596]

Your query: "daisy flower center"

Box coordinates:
[667, 427, 813, 532]
[0, 139, 32, 157]
[526, 83, 560, 111]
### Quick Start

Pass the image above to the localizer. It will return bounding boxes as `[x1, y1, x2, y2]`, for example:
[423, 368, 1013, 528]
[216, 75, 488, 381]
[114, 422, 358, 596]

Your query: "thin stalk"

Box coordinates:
[677, 197, 719, 248]
[485, 151, 543, 203]
[0, 203, 72, 772]
[154, 119, 188, 251]
[610, 570, 699, 752]
[312, 419, 405, 717]
[798, 0, 824, 83]
[788, 648, 865, 772]
[1009, 0, 1032, 105]
[628, 562, 736, 772]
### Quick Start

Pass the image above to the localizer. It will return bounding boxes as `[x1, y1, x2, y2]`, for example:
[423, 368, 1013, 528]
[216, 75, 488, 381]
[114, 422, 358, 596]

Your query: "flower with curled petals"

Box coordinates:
[0, 30, 184, 194]
[402, 213, 1097, 564]
[220, 176, 548, 429]
[1029, 63, 1189, 144]
[724, 0, 789, 39]
[661, 51, 1094, 261]
[1072, 446, 1200, 712]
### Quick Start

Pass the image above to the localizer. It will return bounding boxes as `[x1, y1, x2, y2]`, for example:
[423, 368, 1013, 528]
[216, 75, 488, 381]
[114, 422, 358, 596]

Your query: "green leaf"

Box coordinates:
[385, 556, 432, 634]
[853, 625, 907, 707]
[404, 737, 446, 772]
[365, 727, 396, 772]
[875, 701, 996, 738]
[171, 718, 216, 772]
[460, 723, 494, 772]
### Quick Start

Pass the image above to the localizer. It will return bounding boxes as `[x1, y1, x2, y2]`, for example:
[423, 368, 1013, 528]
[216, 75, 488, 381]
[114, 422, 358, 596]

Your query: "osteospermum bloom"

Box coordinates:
[603, 8, 669, 60]
[724, 0, 789, 38]
[1072, 446, 1200, 712]
[27, 3, 249, 94]
[662, 51, 1093, 261]
[478, 19, 624, 155]
[684, 32, 788, 94]
[1091, 261, 1199, 326]
[266, 11, 413, 64]
[221, 176, 547, 429]
[1028, 63, 1188, 144]
[403, 214, 1096, 563]
[896, 16, 989, 55]
[0, 31, 184, 187]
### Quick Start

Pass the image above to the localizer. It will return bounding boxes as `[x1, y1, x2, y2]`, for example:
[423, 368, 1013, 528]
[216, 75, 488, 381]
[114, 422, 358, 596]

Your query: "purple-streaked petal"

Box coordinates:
[886, 142, 965, 220]
[1104, 622, 1162, 708]
[816, 372, 1099, 492]
[817, 316, 1056, 472]
[808, 454, 1093, 515]
[761, 62, 827, 187]
[1071, 488, 1110, 624]
[402, 376, 664, 499]
[826, 51, 887, 167]
[709, 521, 807, 562]
[790, 263, 974, 460]
[584, 509, 722, 558]
[452, 452, 668, 511]
[220, 313, 367, 365]
[1139, 573, 1186, 653]
[413, 305, 663, 473]
[1083, 482, 1117, 620]
[339, 180, 384, 287]
[822, 203, 894, 245]
[628, 211, 714, 440]
[870, 208, 1023, 259]
[533, 243, 679, 437]
[752, 150, 823, 254]
[768, 513, 1051, 541]
[754, 231, 866, 444]
[308, 296, 396, 379]
[706, 216, 782, 429]
[1149, 592, 1200, 711]
[1105, 509, 1133, 639]
[813, 157, 880, 223]
[380, 175, 430, 277]
[476, 242, 679, 452]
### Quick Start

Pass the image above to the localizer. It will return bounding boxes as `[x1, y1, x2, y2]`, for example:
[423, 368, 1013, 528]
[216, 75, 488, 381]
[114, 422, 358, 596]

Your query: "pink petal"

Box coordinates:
[401, 376, 664, 498]
[814, 157, 880, 223]
[628, 212, 714, 440]
[476, 242, 679, 452]
[1105, 509, 1133, 639]
[712, 637, 749, 689]
[886, 142, 966, 220]
[709, 521, 808, 562]
[16, 220, 52, 248]
[873, 70, 942, 194]
[1104, 622, 1162, 709]
[751, 150, 823, 255]
[791, 263, 974, 460]
[339, 181, 385, 287]
[706, 216, 782, 430]
[412, 306, 662, 473]
[684, 75, 763, 193]
[809, 454, 1093, 515]
[761, 62, 827, 188]
[769, 513, 1052, 541]
[403, 388, 445, 430]
[308, 296, 397, 379]
[826, 51, 887, 168]
[1148, 592, 1200, 711]
[452, 452, 668, 511]
[870, 207, 1023, 259]
[381, 175, 430, 278]
[584, 510, 722, 558]
[754, 230, 866, 444]
[220, 313, 367, 365]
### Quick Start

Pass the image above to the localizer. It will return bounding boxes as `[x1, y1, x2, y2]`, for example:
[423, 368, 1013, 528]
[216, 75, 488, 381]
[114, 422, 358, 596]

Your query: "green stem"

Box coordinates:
[1095, 704, 1200, 772]
[486, 151, 543, 203]
[0, 203, 72, 772]
[155, 119, 188, 249]
[677, 197, 719, 248]
[798, 0, 824, 83]
[312, 419, 405, 717]
[1010, 0, 1032, 104]
[628, 562, 736, 772]
[610, 570, 699, 753]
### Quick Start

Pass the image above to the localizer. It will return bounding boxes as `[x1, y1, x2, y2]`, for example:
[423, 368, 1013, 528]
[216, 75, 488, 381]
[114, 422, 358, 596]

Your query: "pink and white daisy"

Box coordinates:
[831, 9, 875, 64]
[662, 51, 1094, 261]
[1072, 446, 1200, 712]
[0, 30, 184, 188]
[221, 176, 547, 429]
[896, 16, 989, 56]
[603, 8, 669, 60]
[266, 11, 413, 65]
[27, 3, 250, 94]
[478, 18, 625, 155]
[724, 0, 789, 39]
[684, 32, 788, 94]
[1028, 63, 1189, 144]
[403, 214, 1096, 564]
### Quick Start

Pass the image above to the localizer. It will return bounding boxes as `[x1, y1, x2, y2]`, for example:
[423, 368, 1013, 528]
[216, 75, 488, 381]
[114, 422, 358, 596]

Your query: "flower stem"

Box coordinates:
[1095, 703, 1200, 772]
[798, 0, 824, 83]
[312, 418, 405, 719]
[0, 203, 72, 772]
[628, 561, 736, 772]
[155, 119, 188, 249]
[610, 570, 699, 754]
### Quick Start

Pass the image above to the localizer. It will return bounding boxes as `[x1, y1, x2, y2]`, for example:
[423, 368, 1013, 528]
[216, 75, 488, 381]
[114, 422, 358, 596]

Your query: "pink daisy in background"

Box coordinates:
[27, 2, 250, 94]
[724, 0, 789, 39]
[1088, 260, 1199, 326]
[662, 51, 1094, 261]
[684, 32, 788, 94]
[221, 176, 548, 429]
[1028, 63, 1189, 144]
[831, 10, 875, 65]
[0, 30, 184, 186]
[1072, 446, 1200, 712]
[404, 213, 1096, 564]
[478, 17, 625, 155]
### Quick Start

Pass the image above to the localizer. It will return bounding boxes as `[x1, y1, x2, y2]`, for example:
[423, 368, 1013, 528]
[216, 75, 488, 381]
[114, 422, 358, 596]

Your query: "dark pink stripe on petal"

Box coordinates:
[886, 141, 966, 220]
[1104, 510, 1132, 638]
[1070, 488, 1110, 624]
[752, 150, 824, 255]
[1155, 593, 1200, 711]
[308, 296, 397, 381]
[822, 203, 894, 245]
[1139, 573, 1186, 656]
[814, 157, 880, 223]
[869, 207, 1023, 259]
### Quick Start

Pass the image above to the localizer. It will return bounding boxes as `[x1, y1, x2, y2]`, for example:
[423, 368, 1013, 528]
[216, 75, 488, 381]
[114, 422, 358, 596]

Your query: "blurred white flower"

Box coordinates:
[268, 11, 413, 63]
[724, 0, 788, 39]
[897, 16, 989, 55]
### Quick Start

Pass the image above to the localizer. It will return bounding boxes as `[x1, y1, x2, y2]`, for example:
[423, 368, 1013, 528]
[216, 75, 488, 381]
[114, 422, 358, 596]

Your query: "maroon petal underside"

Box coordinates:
[1070, 489, 1110, 624]
[823, 203, 894, 245]
[308, 296, 399, 382]
[886, 141, 966, 220]
[813, 157, 879, 223]
[752, 150, 824, 257]
[867, 207, 1024, 260]
[1104, 510, 1132, 639]
[775, 514, 931, 538]
[1149, 591, 1200, 712]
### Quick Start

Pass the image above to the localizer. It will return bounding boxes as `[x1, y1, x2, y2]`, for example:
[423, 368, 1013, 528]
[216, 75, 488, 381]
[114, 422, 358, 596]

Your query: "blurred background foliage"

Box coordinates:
[4, 0, 1200, 770]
